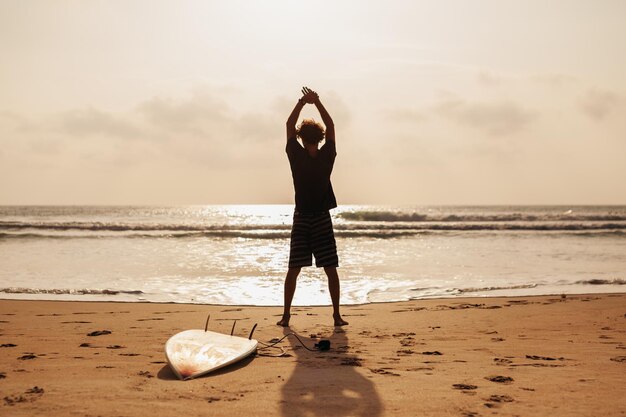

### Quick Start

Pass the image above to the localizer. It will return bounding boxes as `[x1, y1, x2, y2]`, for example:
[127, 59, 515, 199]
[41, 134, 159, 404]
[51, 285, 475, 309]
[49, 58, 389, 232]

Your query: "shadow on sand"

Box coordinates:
[280, 326, 382, 417]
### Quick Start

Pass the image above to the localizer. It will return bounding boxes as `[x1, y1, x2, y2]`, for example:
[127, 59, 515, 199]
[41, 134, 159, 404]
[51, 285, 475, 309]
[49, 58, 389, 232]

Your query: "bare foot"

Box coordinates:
[276, 315, 290, 327]
[334, 314, 349, 326]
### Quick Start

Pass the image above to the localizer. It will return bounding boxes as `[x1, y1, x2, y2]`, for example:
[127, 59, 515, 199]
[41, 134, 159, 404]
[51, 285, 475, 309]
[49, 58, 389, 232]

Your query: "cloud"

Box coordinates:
[59, 107, 143, 139]
[529, 73, 578, 87]
[383, 108, 427, 123]
[580, 88, 621, 121]
[476, 71, 502, 87]
[138, 92, 232, 137]
[433, 98, 535, 136]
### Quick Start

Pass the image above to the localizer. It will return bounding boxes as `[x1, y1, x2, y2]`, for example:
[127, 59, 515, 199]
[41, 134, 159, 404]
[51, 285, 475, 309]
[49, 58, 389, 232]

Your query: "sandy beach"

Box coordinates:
[1, 294, 625, 416]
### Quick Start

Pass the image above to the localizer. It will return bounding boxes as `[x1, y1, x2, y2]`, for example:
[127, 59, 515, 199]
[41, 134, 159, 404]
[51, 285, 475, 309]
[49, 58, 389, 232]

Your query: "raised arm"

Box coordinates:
[286, 96, 305, 142]
[314, 97, 334, 142]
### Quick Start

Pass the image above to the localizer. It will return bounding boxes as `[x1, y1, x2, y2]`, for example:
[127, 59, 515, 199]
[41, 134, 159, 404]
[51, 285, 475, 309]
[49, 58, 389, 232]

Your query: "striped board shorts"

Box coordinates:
[288, 211, 339, 268]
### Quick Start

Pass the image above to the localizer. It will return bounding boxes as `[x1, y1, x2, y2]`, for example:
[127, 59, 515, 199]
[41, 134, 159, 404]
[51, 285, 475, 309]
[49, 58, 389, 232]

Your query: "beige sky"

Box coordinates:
[1, 0, 625, 205]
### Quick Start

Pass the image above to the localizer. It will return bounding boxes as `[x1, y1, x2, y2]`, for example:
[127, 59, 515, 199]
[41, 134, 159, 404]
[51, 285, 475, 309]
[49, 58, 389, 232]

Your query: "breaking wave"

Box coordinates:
[1, 222, 625, 241]
[0, 230, 422, 240]
[337, 210, 626, 223]
[451, 283, 540, 294]
[574, 278, 626, 285]
[0, 287, 143, 296]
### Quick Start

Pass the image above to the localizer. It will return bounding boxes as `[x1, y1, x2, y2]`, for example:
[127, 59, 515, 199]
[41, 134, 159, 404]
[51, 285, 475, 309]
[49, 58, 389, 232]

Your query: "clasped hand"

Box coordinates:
[301, 86, 319, 104]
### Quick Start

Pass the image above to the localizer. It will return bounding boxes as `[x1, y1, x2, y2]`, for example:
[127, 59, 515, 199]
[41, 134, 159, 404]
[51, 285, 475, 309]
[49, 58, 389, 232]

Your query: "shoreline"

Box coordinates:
[1, 293, 625, 416]
[1, 286, 626, 307]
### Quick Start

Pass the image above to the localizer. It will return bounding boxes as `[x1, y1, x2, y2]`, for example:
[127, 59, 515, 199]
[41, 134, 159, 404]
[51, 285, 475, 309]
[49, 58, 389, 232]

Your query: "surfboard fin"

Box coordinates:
[204, 314, 210, 332]
[248, 323, 258, 340]
[230, 319, 237, 336]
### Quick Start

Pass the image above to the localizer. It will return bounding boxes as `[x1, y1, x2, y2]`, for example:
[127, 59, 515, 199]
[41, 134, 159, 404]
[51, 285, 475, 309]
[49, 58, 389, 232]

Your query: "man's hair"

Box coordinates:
[296, 119, 325, 145]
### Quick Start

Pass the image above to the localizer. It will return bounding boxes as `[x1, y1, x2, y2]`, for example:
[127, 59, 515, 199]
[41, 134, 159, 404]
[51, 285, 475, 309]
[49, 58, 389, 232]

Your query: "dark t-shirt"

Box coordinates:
[286, 138, 337, 213]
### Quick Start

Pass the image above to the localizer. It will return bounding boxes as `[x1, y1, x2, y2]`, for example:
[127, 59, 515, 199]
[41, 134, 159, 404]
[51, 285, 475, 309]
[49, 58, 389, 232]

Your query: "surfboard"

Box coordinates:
[165, 329, 258, 380]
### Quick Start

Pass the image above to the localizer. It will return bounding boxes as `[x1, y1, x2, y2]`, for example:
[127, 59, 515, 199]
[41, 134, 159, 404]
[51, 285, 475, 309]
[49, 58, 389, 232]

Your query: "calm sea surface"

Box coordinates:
[1, 205, 625, 305]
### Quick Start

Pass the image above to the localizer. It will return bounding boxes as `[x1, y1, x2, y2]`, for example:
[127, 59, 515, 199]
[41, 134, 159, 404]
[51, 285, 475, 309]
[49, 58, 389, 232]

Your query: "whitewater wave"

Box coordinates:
[574, 278, 626, 285]
[0, 287, 143, 296]
[431, 279, 625, 296]
[451, 283, 540, 294]
[338, 210, 626, 223]
[0, 229, 424, 240]
[0, 221, 291, 232]
[1, 227, 624, 241]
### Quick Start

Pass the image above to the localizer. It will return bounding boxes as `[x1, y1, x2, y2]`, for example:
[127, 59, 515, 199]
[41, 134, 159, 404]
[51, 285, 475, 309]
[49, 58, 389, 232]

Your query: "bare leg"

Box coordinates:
[277, 267, 301, 326]
[324, 266, 348, 326]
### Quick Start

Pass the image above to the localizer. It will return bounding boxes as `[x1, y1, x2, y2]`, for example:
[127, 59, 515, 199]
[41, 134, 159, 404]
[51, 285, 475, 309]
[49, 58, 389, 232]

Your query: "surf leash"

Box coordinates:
[256, 332, 331, 357]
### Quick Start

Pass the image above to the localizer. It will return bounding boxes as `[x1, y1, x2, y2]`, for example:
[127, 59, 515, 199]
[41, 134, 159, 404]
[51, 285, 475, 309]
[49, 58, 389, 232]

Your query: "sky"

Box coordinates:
[1, 0, 625, 205]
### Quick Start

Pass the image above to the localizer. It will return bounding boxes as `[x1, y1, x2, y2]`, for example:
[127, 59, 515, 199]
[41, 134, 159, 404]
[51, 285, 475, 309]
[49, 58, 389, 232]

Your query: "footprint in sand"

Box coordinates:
[452, 384, 478, 391]
[0, 372, 6, 379]
[4, 386, 44, 406]
[369, 368, 400, 376]
[483, 394, 514, 409]
[340, 357, 362, 366]
[400, 337, 415, 346]
[610, 356, 626, 363]
[4, 395, 27, 406]
[18, 354, 37, 360]
[1, 343, 17, 348]
[486, 394, 514, 403]
[526, 355, 564, 361]
[485, 375, 514, 384]
[87, 330, 111, 336]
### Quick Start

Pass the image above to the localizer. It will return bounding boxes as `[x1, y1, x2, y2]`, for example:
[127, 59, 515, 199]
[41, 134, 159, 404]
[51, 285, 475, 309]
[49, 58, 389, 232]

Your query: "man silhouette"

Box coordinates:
[277, 87, 348, 327]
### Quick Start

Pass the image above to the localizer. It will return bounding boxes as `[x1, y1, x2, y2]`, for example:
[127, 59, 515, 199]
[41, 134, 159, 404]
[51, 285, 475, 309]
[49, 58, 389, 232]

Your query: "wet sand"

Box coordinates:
[1, 293, 625, 416]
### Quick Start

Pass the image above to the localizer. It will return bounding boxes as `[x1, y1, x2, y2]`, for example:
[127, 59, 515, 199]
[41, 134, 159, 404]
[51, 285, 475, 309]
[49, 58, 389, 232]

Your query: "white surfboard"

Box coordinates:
[165, 329, 258, 380]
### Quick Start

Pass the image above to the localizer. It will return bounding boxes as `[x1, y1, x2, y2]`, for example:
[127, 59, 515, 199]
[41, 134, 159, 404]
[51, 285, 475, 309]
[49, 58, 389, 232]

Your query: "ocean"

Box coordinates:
[1, 205, 624, 306]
